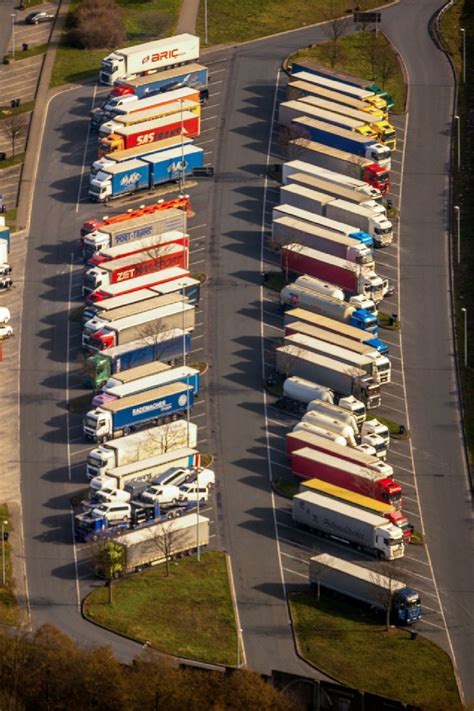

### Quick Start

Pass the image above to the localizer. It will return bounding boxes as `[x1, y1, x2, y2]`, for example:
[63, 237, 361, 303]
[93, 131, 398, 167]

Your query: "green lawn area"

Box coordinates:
[273, 478, 299, 498]
[0, 154, 25, 170]
[84, 551, 238, 665]
[289, 593, 461, 711]
[51, 0, 181, 87]
[196, 0, 390, 47]
[289, 31, 407, 113]
[0, 100, 35, 119]
[0, 505, 20, 627]
[7, 43, 47, 61]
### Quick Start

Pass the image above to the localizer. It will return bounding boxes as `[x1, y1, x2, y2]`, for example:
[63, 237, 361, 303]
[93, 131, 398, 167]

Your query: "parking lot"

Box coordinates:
[67, 52, 231, 573]
[258, 78, 449, 645]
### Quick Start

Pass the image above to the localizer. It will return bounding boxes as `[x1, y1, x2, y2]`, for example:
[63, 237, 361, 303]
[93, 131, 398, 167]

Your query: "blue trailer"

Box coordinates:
[83, 330, 191, 389]
[291, 116, 391, 165]
[90, 135, 194, 176]
[83, 381, 194, 442]
[89, 145, 205, 202]
[113, 64, 209, 101]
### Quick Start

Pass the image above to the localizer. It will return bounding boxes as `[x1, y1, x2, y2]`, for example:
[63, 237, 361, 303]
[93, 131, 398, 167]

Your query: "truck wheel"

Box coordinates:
[171, 413, 178, 421]
[123, 427, 131, 436]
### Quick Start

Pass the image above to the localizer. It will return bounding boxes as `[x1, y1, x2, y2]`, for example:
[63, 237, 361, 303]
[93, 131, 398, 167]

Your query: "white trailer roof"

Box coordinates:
[310, 553, 405, 591]
[285, 333, 374, 367]
[287, 429, 378, 466]
[117, 34, 198, 58]
[115, 111, 196, 137]
[108, 446, 197, 476]
[117, 513, 209, 547]
[274, 203, 361, 238]
[293, 116, 375, 145]
[295, 489, 387, 525]
[277, 345, 365, 378]
[102, 382, 192, 414]
[102, 301, 194, 333]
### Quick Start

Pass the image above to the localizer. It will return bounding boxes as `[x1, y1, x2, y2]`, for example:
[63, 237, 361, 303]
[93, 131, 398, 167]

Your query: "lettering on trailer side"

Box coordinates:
[120, 171, 143, 187]
[141, 48, 180, 66]
[298, 500, 366, 542]
[116, 268, 137, 281]
[114, 226, 154, 244]
[132, 393, 188, 417]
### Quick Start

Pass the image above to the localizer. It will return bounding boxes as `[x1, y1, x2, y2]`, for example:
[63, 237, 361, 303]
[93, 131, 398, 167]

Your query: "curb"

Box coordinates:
[224, 552, 246, 668]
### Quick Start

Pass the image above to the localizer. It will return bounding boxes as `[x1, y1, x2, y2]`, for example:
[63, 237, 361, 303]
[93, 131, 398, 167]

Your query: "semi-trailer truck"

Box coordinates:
[83, 382, 194, 442]
[276, 346, 381, 408]
[86, 420, 198, 479]
[279, 245, 383, 314]
[292, 59, 394, 109]
[92, 365, 200, 407]
[82, 207, 187, 260]
[305, 398, 389, 448]
[91, 86, 200, 131]
[109, 62, 209, 103]
[291, 116, 391, 166]
[90, 137, 194, 178]
[279, 283, 377, 330]
[291, 67, 390, 111]
[287, 139, 390, 190]
[83, 329, 190, 389]
[283, 375, 366, 423]
[87, 302, 195, 352]
[87, 230, 189, 267]
[282, 159, 383, 202]
[282, 274, 375, 314]
[103, 361, 171, 388]
[99, 513, 209, 574]
[98, 99, 200, 138]
[98, 111, 200, 156]
[284, 332, 382, 383]
[85, 265, 190, 304]
[277, 188, 392, 247]
[82, 292, 188, 349]
[293, 490, 404, 559]
[91, 447, 200, 490]
[301, 410, 359, 447]
[301, 480, 412, 542]
[90, 146, 205, 202]
[80, 196, 190, 238]
[284, 308, 388, 352]
[309, 555, 421, 624]
[292, 448, 401, 507]
[273, 216, 373, 267]
[82, 242, 189, 296]
[285, 319, 391, 383]
[286, 79, 387, 119]
[99, 33, 200, 85]
[282, 174, 385, 214]
[296, 94, 396, 150]
[301, 401, 388, 454]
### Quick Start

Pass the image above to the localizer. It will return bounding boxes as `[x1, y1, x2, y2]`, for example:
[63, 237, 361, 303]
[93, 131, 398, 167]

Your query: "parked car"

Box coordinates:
[0, 324, 13, 340]
[26, 11, 54, 24]
[177, 483, 208, 503]
[0, 277, 13, 291]
[140, 484, 180, 505]
[90, 501, 131, 522]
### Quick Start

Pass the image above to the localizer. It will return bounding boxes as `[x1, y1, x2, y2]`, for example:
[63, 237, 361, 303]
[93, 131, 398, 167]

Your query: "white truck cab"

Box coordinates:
[84, 408, 113, 442]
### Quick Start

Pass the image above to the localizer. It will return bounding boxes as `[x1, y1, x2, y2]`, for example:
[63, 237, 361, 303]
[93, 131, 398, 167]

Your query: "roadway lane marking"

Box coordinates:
[75, 83, 98, 213]
[419, 619, 446, 631]
[403, 554, 431, 566]
[189, 223, 207, 230]
[70, 510, 82, 609]
[282, 566, 307, 579]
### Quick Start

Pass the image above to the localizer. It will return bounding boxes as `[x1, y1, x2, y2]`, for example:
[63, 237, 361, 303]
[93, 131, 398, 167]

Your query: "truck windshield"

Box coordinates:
[389, 492, 402, 506]
[375, 225, 392, 235]
[84, 415, 98, 429]
[88, 454, 103, 467]
[377, 360, 390, 372]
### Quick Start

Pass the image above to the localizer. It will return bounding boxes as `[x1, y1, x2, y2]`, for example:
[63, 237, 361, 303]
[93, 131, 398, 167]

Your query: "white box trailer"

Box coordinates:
[106, 513, 210, 574]
[326, 200, 393, 247]
[288, 138, 391, 176]
[279, 100, 370, 132]
[282, 160, 381, 202]
[284, 173, 385, 214]
[86, 420, 198, 480]
[308, 554, 422, 625]
[100, 34, 200, 85]
[293, 490, 404, 559]
[284, 332, 379, 382]
[273, 215, 373, 267]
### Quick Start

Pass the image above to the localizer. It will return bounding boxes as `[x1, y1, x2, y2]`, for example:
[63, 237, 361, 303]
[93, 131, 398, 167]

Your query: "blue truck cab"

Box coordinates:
[348, 229, 373, 250]
[363, 336, 389, 355]
[351, 308, 378, 335]
[393, 587, 422, 625]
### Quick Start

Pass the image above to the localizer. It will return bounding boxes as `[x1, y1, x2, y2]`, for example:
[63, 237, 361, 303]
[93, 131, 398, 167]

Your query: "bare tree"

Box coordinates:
[369, 563, 402, 631]
[321, 4, 351, 67]
[68, 0, 126, 49]
[375, 44, 396, 91]
[275, 344, 304, 380]
[309, 549, 333, 601]
[143, 420, 189, 455]
[145, 519, 178, 577]
[278, 124, 311, 161]
[360, 30, 380, 80]
[1, 113, 26, 159]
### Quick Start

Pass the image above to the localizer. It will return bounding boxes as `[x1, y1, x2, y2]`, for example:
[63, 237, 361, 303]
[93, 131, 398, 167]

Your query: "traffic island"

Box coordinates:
[273, 478, 299, 499]
[83, 551, 239, 666]
[67, 393, 93, 414]
[289, 592, 461, 710]
[378, 312, 401, 331]
[262, 270, 286, 292]
[367, 414, 410, 440]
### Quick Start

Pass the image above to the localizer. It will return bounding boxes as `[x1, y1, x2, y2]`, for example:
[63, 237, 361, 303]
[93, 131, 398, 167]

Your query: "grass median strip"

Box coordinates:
[0, 505, 19, 627]
[289, 592, 461, 710]
[84, 551, 238, 665]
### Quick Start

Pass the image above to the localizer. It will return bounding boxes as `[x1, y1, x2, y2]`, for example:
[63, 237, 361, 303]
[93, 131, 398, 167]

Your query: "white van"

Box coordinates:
[91, 501, 131, 522]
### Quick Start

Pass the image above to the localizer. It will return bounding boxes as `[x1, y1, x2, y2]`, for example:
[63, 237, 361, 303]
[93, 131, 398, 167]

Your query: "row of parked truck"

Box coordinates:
[70, 35, 215, 565]
[266, 59, 421, 624]
[88, 34, 211, 202]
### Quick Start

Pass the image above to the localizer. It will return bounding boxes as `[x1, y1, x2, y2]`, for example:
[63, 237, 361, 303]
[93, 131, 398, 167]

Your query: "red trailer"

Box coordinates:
[99, 111, 200, 155]
[87, 231, 189, 267]
[86, 266, 190, 304]
[291, 446, 402, 508]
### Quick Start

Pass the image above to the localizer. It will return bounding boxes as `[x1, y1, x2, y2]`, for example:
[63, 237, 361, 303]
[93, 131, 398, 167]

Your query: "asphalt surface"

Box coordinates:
[17, 0, 473, 699]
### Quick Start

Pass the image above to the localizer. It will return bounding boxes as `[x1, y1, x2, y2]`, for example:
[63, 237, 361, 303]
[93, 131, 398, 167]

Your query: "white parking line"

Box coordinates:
[281, 551, 308, 565]
[282, 566, 307, 579]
